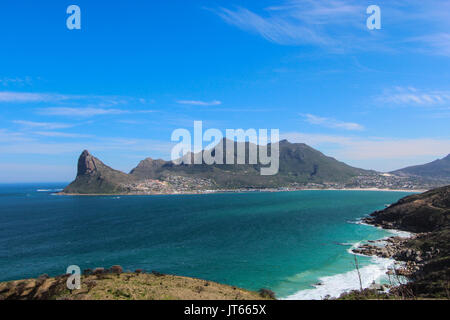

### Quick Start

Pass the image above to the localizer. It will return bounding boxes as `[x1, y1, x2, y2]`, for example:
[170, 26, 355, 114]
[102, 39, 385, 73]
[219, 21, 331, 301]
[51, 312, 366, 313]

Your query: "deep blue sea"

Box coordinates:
[0, 183, 414, 299]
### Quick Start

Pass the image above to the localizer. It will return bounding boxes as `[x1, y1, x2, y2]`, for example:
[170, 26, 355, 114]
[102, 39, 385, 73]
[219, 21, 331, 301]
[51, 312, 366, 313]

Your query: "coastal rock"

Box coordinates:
[92, 268, 105, 275]
[77, 150, 97, 176]
[365, 185, 450, 233]
[63, 150, 135, 194]
[109, 265, 123, 274]
[359, 185, 450, 299]
[368, 282, 384, 291]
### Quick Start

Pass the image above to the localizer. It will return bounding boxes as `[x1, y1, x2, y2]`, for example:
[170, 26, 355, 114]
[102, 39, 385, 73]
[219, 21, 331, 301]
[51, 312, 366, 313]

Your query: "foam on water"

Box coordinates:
[284, 256, 394, 300]
[285, 223, 414, 300]
[386, 228, 413, 238]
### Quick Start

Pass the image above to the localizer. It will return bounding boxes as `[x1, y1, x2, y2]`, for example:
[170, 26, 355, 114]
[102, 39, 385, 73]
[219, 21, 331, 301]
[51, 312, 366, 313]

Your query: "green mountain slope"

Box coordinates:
[391, 154, 450, 182]
[128, 139, 371, 188]
[63, 140, 372, 194]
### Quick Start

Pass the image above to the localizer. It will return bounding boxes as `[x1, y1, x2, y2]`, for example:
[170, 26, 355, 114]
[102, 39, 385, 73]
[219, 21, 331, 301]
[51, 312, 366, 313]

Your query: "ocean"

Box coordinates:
[0, 183, 414, 299]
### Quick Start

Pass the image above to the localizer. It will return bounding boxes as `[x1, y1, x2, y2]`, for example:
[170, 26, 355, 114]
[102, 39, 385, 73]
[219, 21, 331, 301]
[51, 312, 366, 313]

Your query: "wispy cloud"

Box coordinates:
[214, 0, 363, 48]
[0, 163, 75, 183]
[0, 129, 31, 143]
[0, 136, 174, 156]
[177, 100, 222, 106]
[38, 107, 155, 117]
[407, 33, 450, 56]
[0, 76, 33, 87]
[0, 92, 70, 103]
[0, 91, 152, 109]
[378, 87, 450, 107]
[33, 131, 93, 138]
[282, 131, 450, 171]
[213, 0, 450, 55]
[13, 120, 74, 130]
[39, 107, 128, 117]
[301, 113, 364, 131]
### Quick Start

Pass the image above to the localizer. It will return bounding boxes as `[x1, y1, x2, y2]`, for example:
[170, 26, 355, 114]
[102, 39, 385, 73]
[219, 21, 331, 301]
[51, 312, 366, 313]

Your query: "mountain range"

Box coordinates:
[391, 154, 450, 182]
[63, 140, 449, 194]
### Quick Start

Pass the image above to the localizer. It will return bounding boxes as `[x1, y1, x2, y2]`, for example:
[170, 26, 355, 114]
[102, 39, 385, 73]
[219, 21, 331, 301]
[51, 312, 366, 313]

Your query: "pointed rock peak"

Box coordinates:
[80, 150, 91, 158]
[77, 150, 98, 176]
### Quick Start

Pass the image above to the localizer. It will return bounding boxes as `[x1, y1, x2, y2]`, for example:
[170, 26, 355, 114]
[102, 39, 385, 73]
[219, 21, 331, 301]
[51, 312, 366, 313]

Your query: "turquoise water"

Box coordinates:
[0, 184, 413, 298]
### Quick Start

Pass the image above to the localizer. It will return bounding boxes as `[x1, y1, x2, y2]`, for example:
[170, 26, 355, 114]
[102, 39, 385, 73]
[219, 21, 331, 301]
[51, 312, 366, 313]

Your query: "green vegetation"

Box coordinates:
[63, 140, 374, 194]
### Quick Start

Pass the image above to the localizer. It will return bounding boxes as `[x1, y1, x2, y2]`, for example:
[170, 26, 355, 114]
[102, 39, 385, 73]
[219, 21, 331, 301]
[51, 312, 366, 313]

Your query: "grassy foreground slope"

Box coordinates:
[0, 272, 273, 300]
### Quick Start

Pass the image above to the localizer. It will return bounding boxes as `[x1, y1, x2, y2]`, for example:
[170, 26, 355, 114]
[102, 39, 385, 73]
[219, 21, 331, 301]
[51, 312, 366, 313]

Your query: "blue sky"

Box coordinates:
[0, 0, 449, 182]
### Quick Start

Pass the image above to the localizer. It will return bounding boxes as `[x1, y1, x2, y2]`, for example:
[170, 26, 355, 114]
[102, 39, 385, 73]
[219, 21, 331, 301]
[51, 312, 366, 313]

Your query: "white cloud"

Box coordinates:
[282, 132, 450, 164]
[0, 91, 153, 110]
[214, 0, 450, 54]
[407, 33, 450, 56]
[0, 92, 69, 103]
[0, 129, 32, 142]
[0, 163, 75, 183]
[301, 113, 364, 131]
[378, 87, 450, 107]
[215, 1, 358, 47]
[177, 100, 222, 106]
[33, 131, 93, 138]
[38, 107, 154, 117]
[0, 135, 174, 156]
[39, 107, 128, 117]
[13, 120, 74, 130]
[0, 76, 33, 87]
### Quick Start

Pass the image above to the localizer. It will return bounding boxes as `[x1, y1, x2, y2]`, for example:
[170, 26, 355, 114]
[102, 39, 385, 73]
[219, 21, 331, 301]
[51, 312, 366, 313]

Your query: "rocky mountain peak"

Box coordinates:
[77, 149, 98, 176]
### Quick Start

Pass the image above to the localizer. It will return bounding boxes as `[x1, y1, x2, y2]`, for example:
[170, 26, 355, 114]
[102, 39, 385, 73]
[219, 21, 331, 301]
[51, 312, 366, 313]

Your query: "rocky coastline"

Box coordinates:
[341, 185, 449, 299]
[352, 228, 435, 279]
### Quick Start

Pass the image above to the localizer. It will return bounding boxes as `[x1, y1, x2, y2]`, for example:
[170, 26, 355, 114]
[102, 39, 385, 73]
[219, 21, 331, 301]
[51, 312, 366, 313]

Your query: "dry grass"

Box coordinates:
[0, 273, 272, 300]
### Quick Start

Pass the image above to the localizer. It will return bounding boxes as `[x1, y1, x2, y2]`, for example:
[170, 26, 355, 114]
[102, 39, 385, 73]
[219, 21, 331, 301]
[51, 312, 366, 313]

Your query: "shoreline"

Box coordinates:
[284, 219, 415, 300]
[345, 218, 428, 294]
[57, 188, 425, 197]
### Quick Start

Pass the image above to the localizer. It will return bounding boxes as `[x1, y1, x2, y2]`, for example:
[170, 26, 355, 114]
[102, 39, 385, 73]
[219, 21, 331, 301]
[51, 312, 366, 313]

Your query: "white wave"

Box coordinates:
[347, 241, 363, 254]
[285, 221, 414, 300]
[37, 188, 63, 192]
[355, 218, 413, 239]
[386, 228, 413, 238]
[284, 256, 394, 300]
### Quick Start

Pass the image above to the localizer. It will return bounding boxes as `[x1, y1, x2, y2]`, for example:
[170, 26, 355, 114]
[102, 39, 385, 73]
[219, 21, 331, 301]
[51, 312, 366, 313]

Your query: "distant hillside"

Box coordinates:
[130, 139, 370, 188]
[391, 154, 450, 183]
[365, 185, 450, 233]
[63, 140, 373, 194]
